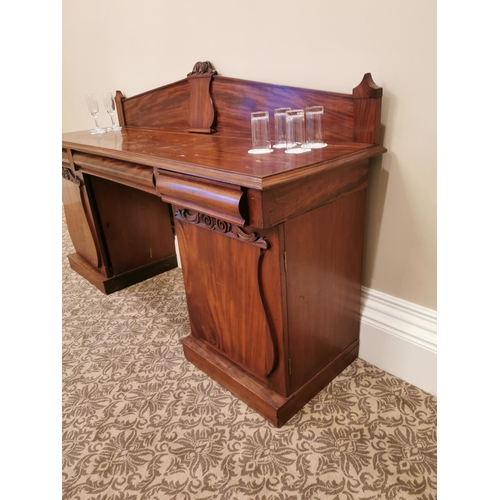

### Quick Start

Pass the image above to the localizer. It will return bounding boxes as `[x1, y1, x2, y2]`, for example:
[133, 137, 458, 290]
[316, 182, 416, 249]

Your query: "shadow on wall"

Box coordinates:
[363, 151, 390, 290]
[362, 86, 392, 290]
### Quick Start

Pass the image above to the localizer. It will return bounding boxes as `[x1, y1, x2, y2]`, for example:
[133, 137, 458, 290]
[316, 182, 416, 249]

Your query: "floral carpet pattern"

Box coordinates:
[62, 213, 437, 500]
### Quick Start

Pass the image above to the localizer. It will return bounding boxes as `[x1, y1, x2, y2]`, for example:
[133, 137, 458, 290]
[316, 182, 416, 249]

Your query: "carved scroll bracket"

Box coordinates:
[187, 61, 217, 134]
[62, 166, 81, 186]
[175, 209, 268, 250]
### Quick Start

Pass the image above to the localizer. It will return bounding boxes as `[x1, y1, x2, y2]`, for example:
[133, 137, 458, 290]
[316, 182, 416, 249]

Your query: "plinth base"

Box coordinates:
[182, 334, 359, 427]
[68, 253, 177, 294]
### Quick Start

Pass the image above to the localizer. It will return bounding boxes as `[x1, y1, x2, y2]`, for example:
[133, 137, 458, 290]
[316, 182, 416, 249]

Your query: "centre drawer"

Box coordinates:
[154, 169, 247, 226]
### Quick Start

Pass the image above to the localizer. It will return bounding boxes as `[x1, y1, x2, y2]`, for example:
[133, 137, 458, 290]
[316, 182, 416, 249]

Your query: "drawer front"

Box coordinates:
[72, 152, 156, 195]
[155, 169, 246, 226]
[62, 148, 71, 168]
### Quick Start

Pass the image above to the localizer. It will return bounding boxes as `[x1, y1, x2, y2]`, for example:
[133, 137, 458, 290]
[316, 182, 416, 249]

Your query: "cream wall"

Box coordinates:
[62, 0, 436, 311]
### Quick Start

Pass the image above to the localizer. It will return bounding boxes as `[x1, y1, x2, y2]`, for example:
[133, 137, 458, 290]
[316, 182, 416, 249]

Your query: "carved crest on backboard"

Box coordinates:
[188, 61, 218, 77]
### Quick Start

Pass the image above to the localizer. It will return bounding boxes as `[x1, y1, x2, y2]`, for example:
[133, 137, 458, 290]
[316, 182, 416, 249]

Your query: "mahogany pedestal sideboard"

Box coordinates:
[62, 61, 386, 426]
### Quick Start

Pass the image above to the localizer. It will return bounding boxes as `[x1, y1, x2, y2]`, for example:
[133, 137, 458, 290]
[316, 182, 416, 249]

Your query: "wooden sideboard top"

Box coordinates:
[62, 128, 385, 190]
[64, 62, 386, 190]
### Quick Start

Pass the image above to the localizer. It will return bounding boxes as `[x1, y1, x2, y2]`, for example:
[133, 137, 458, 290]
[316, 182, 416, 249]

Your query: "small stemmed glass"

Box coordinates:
[102, 92, 122, 131]
[85, 94, 106, 134]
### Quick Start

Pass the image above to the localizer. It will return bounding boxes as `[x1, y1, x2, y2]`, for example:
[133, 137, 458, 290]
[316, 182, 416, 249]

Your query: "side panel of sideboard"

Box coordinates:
[63, 154, 108, 286]
[284, 187, 367, 394]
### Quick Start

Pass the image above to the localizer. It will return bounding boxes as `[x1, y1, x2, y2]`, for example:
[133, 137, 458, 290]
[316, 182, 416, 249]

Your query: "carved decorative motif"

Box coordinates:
[175, 209, 268, 249]
[188, 61, 218, 77]
[62, 167, 81, 186]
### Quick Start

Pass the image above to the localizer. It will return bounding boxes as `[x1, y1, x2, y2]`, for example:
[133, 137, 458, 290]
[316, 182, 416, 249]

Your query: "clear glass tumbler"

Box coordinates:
[249, 111, 273, 154]
[273, 107, 291, 148]
[285, 109, 311, 154]
[305, 106, 327, 148]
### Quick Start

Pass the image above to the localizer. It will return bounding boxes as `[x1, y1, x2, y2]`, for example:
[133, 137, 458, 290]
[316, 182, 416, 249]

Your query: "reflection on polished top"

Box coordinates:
[62, 127, 385, 189]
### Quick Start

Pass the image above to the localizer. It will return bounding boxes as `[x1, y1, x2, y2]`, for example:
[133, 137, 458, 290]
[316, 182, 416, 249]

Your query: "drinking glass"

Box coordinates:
[305, 106, 327, 148]
[285, 109, 311, 154]
[102, 92, 122, 131]
[273, 107, 290, 148]
[249, 111, 273, 154]
[85, 94, 106, 134]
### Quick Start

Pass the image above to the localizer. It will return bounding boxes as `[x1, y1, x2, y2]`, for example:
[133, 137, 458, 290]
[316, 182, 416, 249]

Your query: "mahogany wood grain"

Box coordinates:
[247, 159, 369, 228]
[353, 74, 383, 144]
[155, 170, 246, 225]
[353, 73, 383, 99]
[67, 253, 108, 293]
[115, 90, 125, 127]
[117, 74, 355, 143]
[120, 79, 190, 130]
[284, 189, 366, 393]
[115, 63, 382, 146]
[354, 99, 382, 144]
[187, 61, 217, 133]
[62, 148, 70, 167]
[175, 208, 288, 396]
[258, 223, 288, 396]
[175, 214, 278, 383]
[72, 152, 157, 195]
[62, 170, 100, 269]
[89, 176, 177, 276]
[210, 76, 354, 143]
[68, 252, 177, 295]
[63, 128, 385, 192]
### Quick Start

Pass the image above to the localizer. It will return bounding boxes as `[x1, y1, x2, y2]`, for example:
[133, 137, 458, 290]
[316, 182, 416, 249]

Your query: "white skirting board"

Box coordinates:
[359, 286, 437, 396]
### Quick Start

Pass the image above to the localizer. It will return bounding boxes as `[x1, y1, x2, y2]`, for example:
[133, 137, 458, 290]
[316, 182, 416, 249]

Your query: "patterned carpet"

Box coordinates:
[62, 212, 437, 500]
